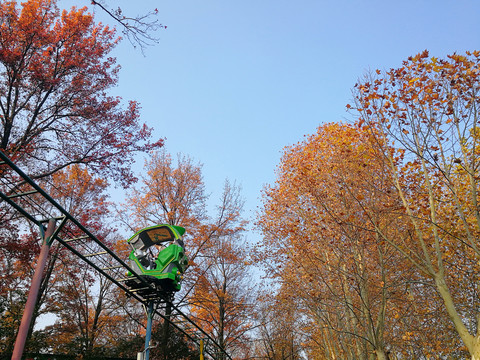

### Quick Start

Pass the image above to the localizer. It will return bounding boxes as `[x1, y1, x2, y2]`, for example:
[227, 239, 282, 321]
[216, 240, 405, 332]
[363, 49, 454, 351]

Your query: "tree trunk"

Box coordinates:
[375, 349, 388, 360]
[471, 337, 480, 360]
[218, 281, 226, 360]
[434, 274, 475, 356]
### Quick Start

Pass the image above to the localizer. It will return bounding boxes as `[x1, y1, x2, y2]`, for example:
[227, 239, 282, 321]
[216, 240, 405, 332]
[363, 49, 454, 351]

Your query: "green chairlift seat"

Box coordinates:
[125, 224, 189, 297]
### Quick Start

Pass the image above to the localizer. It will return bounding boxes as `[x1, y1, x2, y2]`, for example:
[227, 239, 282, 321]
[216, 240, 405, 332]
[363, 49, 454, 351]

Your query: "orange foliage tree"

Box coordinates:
[35, 165, 130, 356]
[0, 163, 143, 356]
[119, 150, 207, 235]
[350, 50, 480, 359]
[257, 123, 458, 359]
[189, 228, 254, 359]
[0, 0, 162, 186]
[119, 151, 252, 358]
[0, 0, 162, 353]
[15, 164, 134, 357]
[119, 150, 247, 273]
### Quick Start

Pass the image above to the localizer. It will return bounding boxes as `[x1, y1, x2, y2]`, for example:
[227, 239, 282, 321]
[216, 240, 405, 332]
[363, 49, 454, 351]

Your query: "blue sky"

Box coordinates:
[71, 0, 480, 232]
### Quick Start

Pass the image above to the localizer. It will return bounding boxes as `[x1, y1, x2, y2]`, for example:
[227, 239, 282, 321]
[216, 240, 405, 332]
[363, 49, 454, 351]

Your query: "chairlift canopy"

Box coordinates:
[128, 224, 185, 251]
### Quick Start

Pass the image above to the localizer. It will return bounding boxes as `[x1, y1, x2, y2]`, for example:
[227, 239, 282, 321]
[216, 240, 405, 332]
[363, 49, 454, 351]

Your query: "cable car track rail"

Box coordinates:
[0, 150, 230, 360]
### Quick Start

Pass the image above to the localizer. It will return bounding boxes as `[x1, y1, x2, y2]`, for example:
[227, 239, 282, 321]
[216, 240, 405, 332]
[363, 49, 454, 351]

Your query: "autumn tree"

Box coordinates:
[350, 50, 480, 358]
[119, 150, 206, 234]
[36, 165, 149, 357]
[185, 181, 253, 360]
[189, 194, 254, 359]
[119, 151, 250, 357]
[42, 255, 144, 357]
[253, 291, 304, 360]
[0, 0, 162, 353]
[0, 163, 130, 355]
[257, 123, 457, 359]
[0, 229, 40, 354]
[119, 150, 247, 271]
[0, 0, 162, 186]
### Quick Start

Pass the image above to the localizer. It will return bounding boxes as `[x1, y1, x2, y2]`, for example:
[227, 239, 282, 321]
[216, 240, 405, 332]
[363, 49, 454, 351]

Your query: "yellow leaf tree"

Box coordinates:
[257, 122, 456, 359]
[351, 50, 480, 359]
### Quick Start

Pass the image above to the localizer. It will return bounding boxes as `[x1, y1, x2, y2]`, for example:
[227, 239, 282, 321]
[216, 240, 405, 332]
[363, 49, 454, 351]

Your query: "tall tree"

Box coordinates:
[0, 0, 162, 352]
[189, 200, 253, 360]
[37, 165, 134, 356]
[119, 150, 246, 270]
[120, 150, 207, 234]
[0, 0, 163, 186]
[257, 123, 457, 359]
[351, 50, 480, 359]
[253, 292, 303, 360]
[119, 151, 250, 357]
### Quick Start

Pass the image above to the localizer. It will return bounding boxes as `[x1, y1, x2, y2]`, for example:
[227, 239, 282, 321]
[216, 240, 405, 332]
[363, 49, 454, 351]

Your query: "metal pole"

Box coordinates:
[145, 301, 155, 360]
[12, 219, 56, 360]
[162, 302, 171, 360]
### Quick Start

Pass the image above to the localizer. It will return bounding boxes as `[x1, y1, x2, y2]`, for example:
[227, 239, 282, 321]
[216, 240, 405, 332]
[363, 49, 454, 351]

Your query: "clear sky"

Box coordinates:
[70, 0, 480, 233]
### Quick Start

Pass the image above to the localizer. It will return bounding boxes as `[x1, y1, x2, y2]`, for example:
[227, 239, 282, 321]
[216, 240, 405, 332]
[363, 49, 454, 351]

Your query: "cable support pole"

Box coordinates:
[144, 301, 155, 360]
[11, 219, 57, 360]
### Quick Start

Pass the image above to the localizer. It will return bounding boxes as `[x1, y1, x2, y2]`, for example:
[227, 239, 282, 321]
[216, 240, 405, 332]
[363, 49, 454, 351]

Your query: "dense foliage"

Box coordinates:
[257, 51, 480, 359]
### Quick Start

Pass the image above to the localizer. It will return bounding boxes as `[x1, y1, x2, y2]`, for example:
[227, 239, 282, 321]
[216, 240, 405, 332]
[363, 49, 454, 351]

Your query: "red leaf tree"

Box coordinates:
[0, 0, 163, 187]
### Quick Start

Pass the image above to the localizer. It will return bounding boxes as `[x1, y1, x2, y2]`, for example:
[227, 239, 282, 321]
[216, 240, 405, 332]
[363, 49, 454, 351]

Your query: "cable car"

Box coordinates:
[125, 224, 189, 294]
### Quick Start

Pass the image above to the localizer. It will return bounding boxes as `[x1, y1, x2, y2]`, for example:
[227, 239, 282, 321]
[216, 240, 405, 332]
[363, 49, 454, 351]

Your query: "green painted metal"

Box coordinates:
[126, 224, 189, 292]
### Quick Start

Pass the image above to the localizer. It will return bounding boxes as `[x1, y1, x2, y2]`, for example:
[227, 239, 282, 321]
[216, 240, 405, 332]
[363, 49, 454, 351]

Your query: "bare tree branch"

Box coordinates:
[90, 0, 165, 53]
